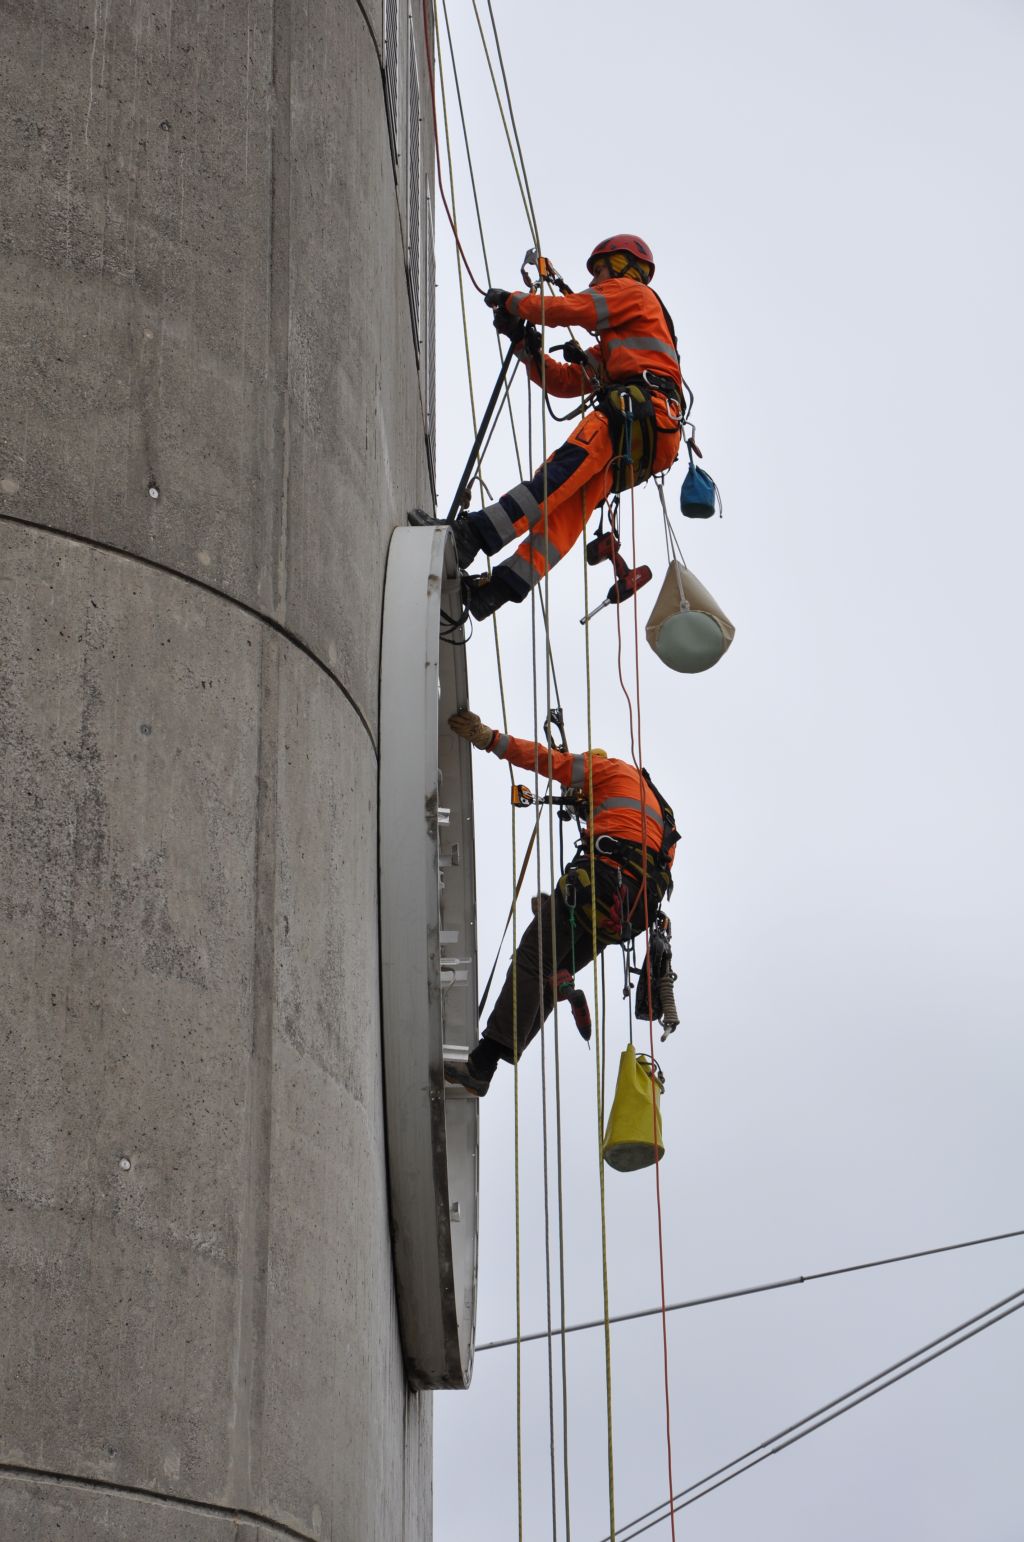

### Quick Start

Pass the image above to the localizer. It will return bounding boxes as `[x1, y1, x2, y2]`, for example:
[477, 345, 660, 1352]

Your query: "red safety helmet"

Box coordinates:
[587, 234, 656, 277]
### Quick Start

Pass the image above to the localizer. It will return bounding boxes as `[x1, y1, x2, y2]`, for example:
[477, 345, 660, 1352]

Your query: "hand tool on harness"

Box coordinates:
[634, 912, 681, 1041]
[579, 514, 652, 624]
[556, 874, 592, 1047]
[550, 968, 592, 1045]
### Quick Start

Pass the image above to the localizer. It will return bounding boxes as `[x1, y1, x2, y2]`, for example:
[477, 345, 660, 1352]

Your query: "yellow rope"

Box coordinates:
[582, 501, 617, 1541]
[434, 11, 623, 1536]
[530, 277, 569, 1538]
[430, 24, 525, 1531]
[437, 31, 522, 1540]
[536, 295, 575, 1540]
[431, 0, 515, 756]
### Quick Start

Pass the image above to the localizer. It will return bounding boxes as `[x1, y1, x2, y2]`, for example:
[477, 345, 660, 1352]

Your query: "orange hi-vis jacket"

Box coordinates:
[486, 732, 676, 873]
[506, 277, 683, 398]
[469, 276, 684, 603]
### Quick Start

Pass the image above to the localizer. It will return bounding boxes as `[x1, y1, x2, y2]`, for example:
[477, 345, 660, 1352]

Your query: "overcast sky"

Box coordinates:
[429, 3, 1024, 1538]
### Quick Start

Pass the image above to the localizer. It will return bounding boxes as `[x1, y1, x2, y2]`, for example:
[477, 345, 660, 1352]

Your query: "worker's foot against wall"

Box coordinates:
[407, 508, 482, 570]
[443, 1057, 493, 1097]
[443, 1038, 501, 1097]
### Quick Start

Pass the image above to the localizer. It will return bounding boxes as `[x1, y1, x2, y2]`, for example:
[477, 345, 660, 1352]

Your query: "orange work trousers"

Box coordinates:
[471, 397, 681, 601]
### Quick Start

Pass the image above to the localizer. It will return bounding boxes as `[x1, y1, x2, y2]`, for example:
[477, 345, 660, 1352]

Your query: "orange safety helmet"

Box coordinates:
[587, 234, 656, 277]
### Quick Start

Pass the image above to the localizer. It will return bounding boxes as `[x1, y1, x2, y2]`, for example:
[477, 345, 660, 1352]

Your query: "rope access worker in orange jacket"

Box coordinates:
[456, 235, 685, 621]
[442, 708, 679, 1097]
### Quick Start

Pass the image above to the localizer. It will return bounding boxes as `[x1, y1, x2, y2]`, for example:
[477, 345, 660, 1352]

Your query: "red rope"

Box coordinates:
[421, 0, 487, 295]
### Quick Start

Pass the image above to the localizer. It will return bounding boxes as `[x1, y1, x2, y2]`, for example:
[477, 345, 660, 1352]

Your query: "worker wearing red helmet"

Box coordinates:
[454, 235, 685, 620]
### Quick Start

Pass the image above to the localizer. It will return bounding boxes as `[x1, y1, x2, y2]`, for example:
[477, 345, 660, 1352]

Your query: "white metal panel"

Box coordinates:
[379, 525, 479, 1390]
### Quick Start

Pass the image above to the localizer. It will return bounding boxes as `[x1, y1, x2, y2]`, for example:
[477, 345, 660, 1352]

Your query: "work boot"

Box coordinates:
[443, 1057, 493, 1098]
[463, 572, 513, 622]
[407, 508, 481, 570]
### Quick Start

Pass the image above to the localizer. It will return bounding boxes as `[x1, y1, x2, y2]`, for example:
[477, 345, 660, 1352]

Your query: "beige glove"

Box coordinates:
[449, 710, 495, 751]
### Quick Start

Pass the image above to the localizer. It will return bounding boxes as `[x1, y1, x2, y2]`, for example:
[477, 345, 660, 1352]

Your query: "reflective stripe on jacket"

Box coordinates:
[486, 733, 675, 869]
[506, 277, 681, 396]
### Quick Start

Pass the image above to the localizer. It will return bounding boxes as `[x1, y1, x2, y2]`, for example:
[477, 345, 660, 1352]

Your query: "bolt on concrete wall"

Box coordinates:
[0, 2, 435, 1538]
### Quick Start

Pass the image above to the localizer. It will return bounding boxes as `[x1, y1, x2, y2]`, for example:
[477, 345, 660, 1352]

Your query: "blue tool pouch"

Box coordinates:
[679, 441, 721, 519]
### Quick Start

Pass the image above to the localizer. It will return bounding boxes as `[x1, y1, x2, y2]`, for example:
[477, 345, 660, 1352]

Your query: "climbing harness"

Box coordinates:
[595, 280, 688, 491]
[600, 380, 674, 493]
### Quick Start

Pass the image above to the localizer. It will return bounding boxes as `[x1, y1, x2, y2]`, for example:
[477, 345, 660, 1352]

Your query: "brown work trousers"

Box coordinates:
[482, 891, 598, 1064]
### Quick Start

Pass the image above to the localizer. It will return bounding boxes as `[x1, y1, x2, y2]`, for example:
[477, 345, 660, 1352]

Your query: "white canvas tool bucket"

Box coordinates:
[646, 560, 734, 674]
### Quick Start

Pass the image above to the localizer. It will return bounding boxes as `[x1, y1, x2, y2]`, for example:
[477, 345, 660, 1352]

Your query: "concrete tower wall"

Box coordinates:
[0, 2, 435, 1538]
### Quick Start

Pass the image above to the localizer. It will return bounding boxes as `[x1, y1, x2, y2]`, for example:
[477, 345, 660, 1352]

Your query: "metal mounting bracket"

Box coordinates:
[379, 525, 479, 1390]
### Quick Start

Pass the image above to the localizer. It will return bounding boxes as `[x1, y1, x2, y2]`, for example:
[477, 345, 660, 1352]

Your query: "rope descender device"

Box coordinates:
[634, 913, 681, 1041]
[511, 782, 581, 824]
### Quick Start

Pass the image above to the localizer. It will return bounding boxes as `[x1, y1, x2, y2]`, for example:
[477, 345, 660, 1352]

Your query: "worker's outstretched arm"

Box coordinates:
[450, 713, 588, 789]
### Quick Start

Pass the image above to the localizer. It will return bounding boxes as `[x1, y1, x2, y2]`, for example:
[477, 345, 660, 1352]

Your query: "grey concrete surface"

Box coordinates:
[0, 1469, 298, 1542]
[0, 524, 426, 1538]
[0, 0, 432, 739]
[1, 0, 437, 1534]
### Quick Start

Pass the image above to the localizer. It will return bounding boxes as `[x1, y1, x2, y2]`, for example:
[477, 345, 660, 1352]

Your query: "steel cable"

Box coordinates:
[475, 1224, 1024, 1353]
[609, 1282, 1024, 1542]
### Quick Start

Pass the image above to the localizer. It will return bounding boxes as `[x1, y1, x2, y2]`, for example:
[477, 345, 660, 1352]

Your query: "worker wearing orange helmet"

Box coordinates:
[456, 236, 686, 620]
[442, 708, 679, 1097]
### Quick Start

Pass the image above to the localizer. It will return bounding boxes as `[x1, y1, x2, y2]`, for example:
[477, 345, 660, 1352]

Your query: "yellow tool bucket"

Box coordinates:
[602, 1045, 665, 1172]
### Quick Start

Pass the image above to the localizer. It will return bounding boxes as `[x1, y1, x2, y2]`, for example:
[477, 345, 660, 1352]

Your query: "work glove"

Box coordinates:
[493, 308, 525, 342]
[449, 710, 496, 751]
[484, 287, 511, 310]
[521, 323, 543, 360]
[563, 338, 590, 367]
